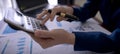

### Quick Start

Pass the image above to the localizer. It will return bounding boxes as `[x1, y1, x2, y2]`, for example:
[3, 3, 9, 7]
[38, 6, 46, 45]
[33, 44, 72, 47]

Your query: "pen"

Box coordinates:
[48, 9, 80, 21]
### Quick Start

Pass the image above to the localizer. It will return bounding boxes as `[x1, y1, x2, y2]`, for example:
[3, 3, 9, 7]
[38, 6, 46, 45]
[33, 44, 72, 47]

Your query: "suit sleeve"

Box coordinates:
[72, 0, 120, 53]
[73, 28, 120, 53]
[73, 0, 101, 22]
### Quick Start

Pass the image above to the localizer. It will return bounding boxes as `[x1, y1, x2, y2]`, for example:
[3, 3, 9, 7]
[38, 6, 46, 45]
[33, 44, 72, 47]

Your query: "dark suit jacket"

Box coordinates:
[72, 0, 120, 53]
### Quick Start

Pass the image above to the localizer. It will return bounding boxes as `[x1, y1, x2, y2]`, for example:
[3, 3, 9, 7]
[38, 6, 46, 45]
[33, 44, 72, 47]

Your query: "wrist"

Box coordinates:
[67, 33, 75, 45]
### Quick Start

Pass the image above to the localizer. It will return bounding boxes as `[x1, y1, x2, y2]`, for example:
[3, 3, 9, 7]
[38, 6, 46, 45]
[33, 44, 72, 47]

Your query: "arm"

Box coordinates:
[73, 7, 120, 53]
[73, 0, 101, 22]
[73, 28, 120, 53]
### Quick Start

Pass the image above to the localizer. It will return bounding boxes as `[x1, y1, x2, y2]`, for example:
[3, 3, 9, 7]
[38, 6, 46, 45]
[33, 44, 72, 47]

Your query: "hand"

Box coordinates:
[36, 5, 73, 25]
[34, 29, 75, 48]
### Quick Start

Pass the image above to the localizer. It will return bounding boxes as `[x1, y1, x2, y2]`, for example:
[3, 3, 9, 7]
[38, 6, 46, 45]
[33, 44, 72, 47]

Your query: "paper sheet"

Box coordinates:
[45, 18, 111, 35]
[0, 31, 113, 54]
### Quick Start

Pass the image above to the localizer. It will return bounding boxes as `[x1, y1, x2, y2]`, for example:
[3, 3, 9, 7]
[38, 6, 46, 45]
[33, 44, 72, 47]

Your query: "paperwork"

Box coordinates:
[45, 18, 111, 35]
[0, 17, 112, 54]
[0, 31, 113, 54]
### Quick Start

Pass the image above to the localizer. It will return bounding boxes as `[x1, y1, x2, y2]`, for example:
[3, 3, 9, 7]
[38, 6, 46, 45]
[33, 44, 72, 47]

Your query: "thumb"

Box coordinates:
[34, 30, 52, 38]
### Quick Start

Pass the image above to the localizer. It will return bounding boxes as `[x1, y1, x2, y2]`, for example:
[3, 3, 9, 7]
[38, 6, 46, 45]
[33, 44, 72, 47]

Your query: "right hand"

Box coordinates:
[34, 29, 75, 48]
[36, 5, 73, 25]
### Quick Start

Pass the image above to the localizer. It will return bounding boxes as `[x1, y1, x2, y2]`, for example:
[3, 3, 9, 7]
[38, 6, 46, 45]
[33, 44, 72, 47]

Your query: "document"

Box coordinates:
[0, 31, 43, 54]
[45, 18, 111, 35]
[0, 17, 112, 54]
[0, 31, 113, 54]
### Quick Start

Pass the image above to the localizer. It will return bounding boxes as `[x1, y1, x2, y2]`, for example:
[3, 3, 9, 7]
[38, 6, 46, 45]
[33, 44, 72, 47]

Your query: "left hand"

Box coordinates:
[34, 29, 75, 48]
[36, 5, 73, 25]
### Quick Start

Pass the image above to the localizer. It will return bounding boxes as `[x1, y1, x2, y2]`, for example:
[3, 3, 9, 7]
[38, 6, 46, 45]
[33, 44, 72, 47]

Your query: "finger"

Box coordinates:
[36, 9, 48, 20]
[56, 16, 67, 22]
[40, 13, 50, 25]
[36, 14, 43, 20]
[34, 30, 52, 38]
[50, 9, 57, 21]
